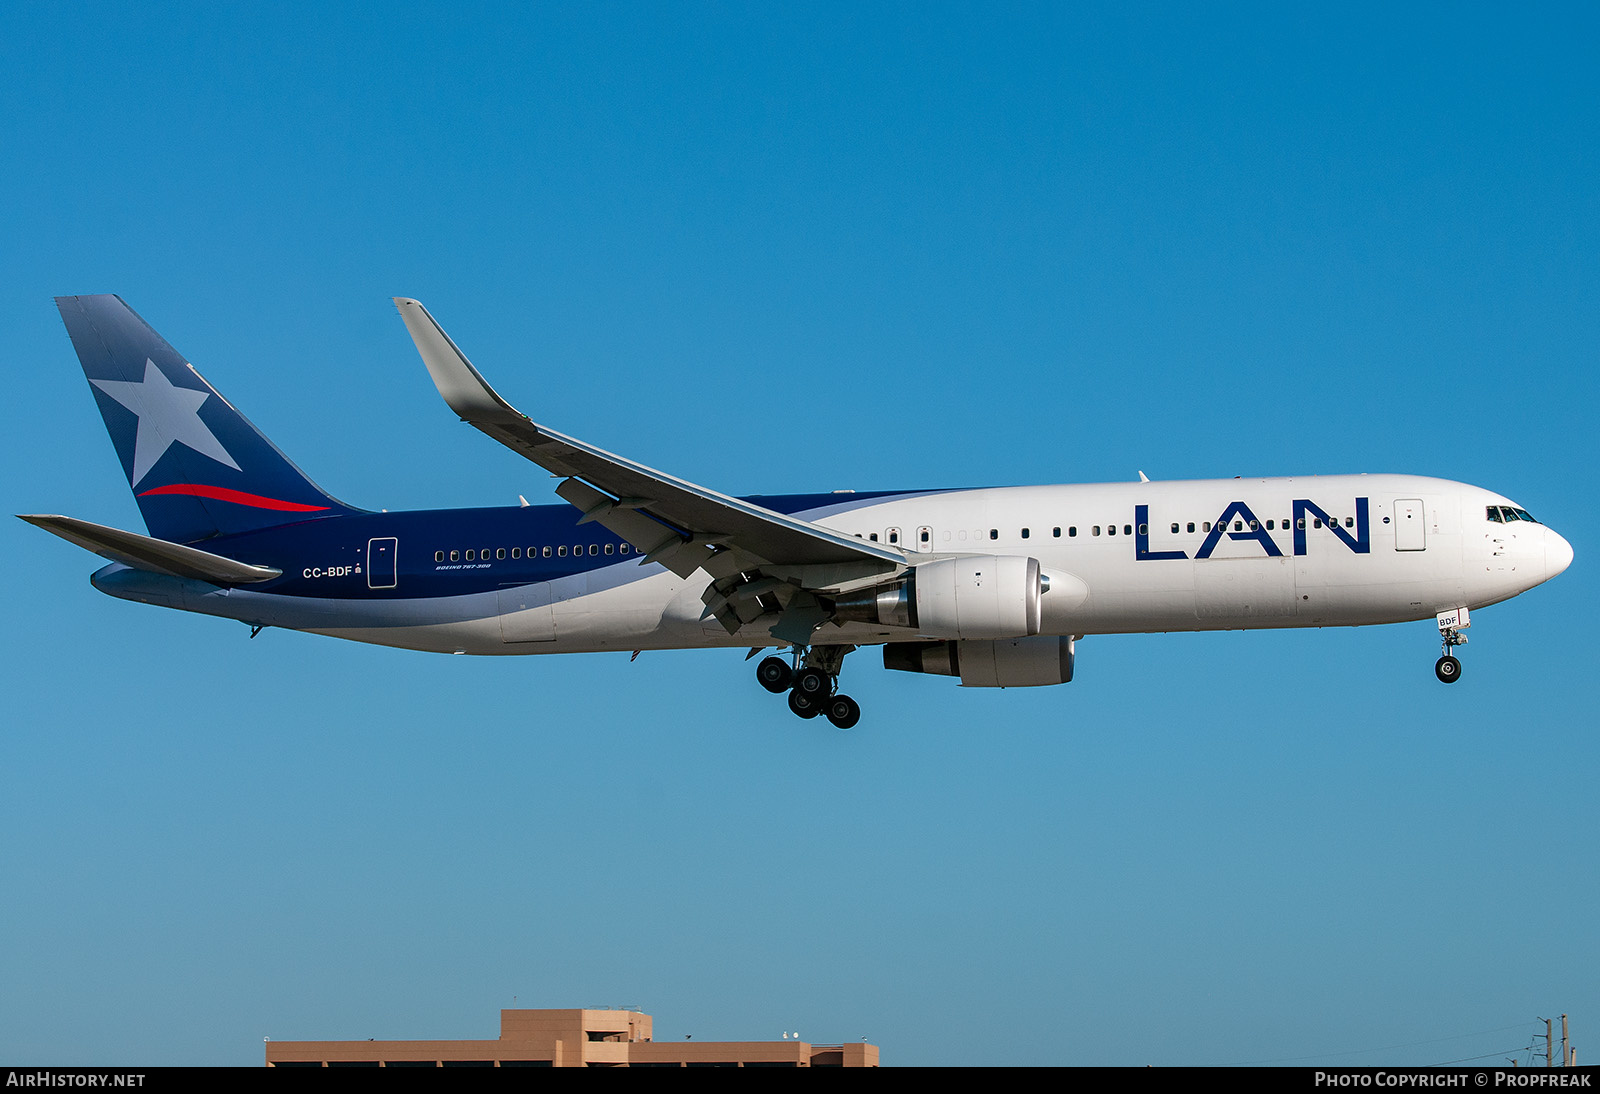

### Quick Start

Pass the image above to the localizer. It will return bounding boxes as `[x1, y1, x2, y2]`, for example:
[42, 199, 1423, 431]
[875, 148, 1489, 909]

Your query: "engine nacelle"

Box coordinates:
[883, 636, 1076, 687]
[913, 555, 1042, 639]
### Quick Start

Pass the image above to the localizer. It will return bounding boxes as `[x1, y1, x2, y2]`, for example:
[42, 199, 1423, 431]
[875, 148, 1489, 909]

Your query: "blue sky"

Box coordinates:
[2, 2, 1595, 1067]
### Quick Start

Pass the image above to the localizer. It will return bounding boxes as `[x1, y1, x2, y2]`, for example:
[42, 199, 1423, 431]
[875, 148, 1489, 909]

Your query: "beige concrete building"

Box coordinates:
[265, 1007, 879, 1067]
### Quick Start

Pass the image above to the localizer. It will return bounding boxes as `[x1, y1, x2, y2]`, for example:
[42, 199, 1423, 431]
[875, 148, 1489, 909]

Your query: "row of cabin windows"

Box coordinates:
[431, 511, 1364, 564]
[434, 542, 633, 563]
[853, 516, 1359, 544]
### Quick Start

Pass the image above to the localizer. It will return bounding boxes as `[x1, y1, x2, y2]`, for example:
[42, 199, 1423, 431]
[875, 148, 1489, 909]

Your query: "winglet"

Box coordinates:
[392, 298, 524, 426]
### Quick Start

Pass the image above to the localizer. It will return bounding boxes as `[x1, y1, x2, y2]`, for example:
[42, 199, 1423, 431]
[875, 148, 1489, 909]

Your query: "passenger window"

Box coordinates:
[1068, 526, 1077, 537]
[1233, 521, 1243, 532]
[1187, 522, 1196, 533]
[1123, 524, 1132, 536]
[589, 544, 599, 556]
[1021, 528, 1030, 539]
[1108, 525, 1117, 536]
[1266, 520, 1274, 530]
[1296, 518, 1305, 530]
[605, 543, 614, 554]
[1170, 523, 1179, 534]
[511, 548, 521, 559]
[1249, 521, 1258, 531]
[1313, 519, 1322, 529]
[1203, 522, 1212, 532]
[989, 529, 998, 540]
[497, 548, 506, 560]
[619, 543, 630, 554]
[542, 546, 552, 557]
[1093, 526, 1101, 536]
[465, 550, 474, 561]
[1139, 524, 1148, 536]
[869, 533, 878, 542]
[557, 546, 566, 557]
[450, 550, 459, 561]
[1345, 517, 1354, 528]
[1053, 526, 1061, 538]
[435, 551, 444, 562]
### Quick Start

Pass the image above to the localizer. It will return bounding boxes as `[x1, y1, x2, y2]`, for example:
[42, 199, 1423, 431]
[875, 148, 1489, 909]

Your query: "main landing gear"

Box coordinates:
[1435, 609, 1468, 684]
[755, 645, 861, 729]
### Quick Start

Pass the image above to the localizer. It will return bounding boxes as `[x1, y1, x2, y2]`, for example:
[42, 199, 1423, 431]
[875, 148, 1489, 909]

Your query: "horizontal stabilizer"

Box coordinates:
[19, 514, 282, 584]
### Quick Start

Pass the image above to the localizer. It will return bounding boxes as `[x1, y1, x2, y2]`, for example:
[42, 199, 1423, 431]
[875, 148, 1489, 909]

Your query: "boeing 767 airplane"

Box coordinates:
[23, 295, 1573, 728]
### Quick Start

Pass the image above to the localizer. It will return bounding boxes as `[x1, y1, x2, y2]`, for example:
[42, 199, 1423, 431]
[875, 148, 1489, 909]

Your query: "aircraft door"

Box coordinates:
[1394, 500, 1426, 552]
[367, 537, 398, 588]
[916, 526, 933, 551]
[497, 583, 556, 643]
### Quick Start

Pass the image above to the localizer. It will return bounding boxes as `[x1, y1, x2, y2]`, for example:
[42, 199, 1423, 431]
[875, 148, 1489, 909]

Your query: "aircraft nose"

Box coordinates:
[1546, 529, 1574, 580]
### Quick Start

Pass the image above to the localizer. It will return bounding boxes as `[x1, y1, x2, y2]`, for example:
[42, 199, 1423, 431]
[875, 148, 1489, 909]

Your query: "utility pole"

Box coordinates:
[1540, 1017, 1552, 1067]
[1561, 1014, 1570, 1068]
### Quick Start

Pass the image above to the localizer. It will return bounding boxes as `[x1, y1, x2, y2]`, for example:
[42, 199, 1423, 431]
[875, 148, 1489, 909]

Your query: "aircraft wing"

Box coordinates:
[19, 514, 283, 584]
[393, 298, 907, 637]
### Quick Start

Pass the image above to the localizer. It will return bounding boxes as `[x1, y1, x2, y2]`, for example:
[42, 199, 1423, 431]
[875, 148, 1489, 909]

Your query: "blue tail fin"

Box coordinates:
[56, 295, 361, 544]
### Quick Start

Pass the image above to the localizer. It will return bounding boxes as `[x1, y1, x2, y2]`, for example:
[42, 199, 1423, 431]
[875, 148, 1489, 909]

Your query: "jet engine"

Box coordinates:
[828, 555, 1046, 639]
[883, 636, 1076, 688]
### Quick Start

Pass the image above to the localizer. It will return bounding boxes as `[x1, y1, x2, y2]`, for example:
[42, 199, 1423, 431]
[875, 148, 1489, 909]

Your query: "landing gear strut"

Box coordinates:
[754, 645, 861, 728]
[1435, 608, 1468, 684]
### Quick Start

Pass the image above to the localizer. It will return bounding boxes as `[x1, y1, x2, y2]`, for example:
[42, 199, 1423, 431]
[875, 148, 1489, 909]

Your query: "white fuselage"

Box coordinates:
[253, 473, 1568, 657]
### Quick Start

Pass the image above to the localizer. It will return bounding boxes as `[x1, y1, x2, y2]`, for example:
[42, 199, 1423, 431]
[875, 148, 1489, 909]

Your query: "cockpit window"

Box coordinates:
[1490, 505, 1541, 524]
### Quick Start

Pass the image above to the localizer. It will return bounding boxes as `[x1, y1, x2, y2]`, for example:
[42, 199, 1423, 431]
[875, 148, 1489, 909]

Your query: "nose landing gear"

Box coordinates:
[754, 645, 861, 728]
[1434, 607, 1469, 684]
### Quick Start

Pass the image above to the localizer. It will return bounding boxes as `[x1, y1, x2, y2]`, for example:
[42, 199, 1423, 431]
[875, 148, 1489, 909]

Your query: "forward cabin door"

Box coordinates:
[1394, 499, 1426, 552]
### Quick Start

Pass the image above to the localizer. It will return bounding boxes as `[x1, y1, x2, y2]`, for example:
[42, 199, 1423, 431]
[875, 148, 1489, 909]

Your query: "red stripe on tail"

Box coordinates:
[137, 483, 331, 512]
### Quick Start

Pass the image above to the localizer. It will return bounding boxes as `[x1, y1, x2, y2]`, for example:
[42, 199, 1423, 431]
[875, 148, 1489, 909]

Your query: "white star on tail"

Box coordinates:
[90, 359, 242, 486]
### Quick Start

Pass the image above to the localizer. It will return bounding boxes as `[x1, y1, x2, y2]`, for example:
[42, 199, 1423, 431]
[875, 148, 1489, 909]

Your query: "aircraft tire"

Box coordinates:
[1435, 655, 1462, 684]
[788, 689, 822, 719]
[794, 667, 831, 698]
[825, 694, 861, 730]
[756, 656, 793, 694]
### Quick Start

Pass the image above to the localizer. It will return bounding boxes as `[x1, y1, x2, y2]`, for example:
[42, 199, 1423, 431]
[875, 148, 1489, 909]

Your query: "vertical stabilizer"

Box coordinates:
[55, 295, 359, 544]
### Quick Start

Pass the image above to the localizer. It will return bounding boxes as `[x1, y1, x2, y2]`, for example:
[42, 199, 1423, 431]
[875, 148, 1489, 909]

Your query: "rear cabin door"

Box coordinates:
[367, 537, 398, 588]
[1394, 499, 1426, 551]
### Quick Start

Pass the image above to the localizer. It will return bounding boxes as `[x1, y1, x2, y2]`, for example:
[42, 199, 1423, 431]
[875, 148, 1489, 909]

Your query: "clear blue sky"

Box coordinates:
[3, 2, 1595, 1067]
